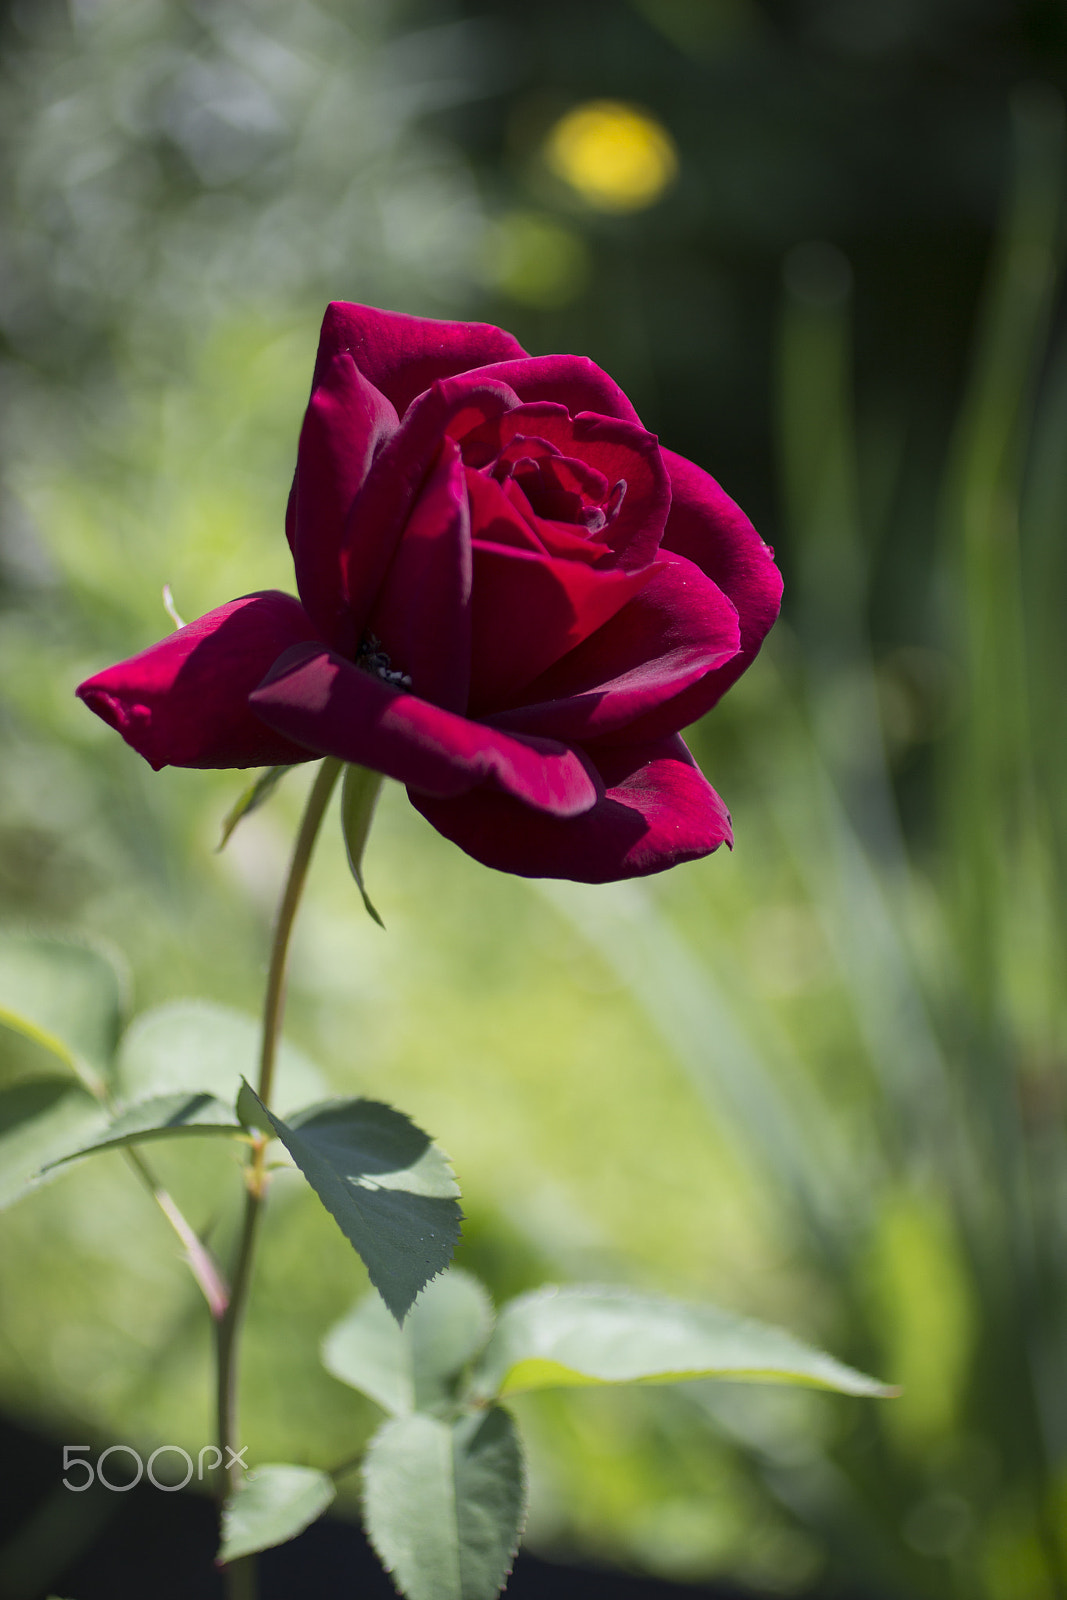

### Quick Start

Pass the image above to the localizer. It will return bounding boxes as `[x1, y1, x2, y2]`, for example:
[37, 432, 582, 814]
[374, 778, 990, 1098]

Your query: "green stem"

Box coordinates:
[256, 757, 344, 1114]
[75, 1023, 232, 1319]
[215, 757, 343, 1598]
[124, 1147, 229, 1319]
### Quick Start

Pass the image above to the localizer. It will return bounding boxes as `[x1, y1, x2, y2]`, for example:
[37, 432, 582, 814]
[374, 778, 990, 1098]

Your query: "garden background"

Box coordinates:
[1, 1, 1066, 1596]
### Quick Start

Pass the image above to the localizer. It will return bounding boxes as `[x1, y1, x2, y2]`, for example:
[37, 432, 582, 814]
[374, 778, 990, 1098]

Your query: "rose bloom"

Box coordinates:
[78, 305, 781, 882]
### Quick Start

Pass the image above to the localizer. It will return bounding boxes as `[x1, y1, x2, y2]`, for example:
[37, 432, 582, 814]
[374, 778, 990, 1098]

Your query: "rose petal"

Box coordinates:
[287, 352, 398, 649]
[461, 405, 598, 484]
[76, 592, 323, 771]
[659, 449, 783, 709]
[511, 406, 668, 569]
[367, 438, 472, 714]
[513, 449, 611, 513]
[341, 374, 521, 637]
[467, 469, 549, 556]
[470, 354, 644, 426]
[410, 734, 732, 882]
[485, 554, 740, 743]
[525, 516, 604, 565]
[463, 403, 669, 568]
[490, 472, 599, 562]
[467, 535, 653, 712]
[314, 302, 527, 418]
[250, 643, 598, 816]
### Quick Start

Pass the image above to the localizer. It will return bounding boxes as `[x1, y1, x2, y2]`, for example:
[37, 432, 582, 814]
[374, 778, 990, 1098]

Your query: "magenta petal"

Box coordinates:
[659, 449, 783, 708]
[485, 554, 741, 743]
[468, 539, 652, 712]
[250, 644, 598, 816]
[314, 303, 527, 418]
[478, 406, 670, 569]
[287, 353, 398, 648]
[410, 734, 732, 882]
[470, 354, 643, 426]
[76, 592, 323, 770]
[341, 373, 521, 637]
[367, 438, 472, 714]
[470, 472, 550, 555]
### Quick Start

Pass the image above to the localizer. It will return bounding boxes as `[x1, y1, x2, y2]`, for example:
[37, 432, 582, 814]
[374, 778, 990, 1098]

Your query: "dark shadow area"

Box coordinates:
[0, 1413, 874, 1600]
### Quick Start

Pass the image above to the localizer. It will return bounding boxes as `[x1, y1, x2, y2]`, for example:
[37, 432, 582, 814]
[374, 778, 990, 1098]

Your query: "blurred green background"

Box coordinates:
[1, 0, 1066, 1595]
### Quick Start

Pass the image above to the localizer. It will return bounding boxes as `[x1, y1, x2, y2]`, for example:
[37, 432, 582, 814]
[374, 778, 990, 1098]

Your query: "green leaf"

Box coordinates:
[470, 1286, 895, 1401]
[323, 1270, 494, 1417]
[0, 1010, 80, 1086]
[0, 1011, 82, 1100]
[249, 1088, 461, 1323]
[217, 765, 294, 850]
[341, 763, 385, 927]
[362, 1408, 526, 1600]
[236, 1079, 273, 1135]
[0, 932, 127, 1092]
[117, 1000, 325, 1115]
[0, 1077, 107, 1211]
[41, 1091, 245, 1170]
[220, 1464, 335, 1563]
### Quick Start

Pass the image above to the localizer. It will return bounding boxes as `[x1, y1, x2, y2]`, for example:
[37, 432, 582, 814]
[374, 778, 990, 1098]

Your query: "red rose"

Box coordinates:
[77, 304, 781, 882]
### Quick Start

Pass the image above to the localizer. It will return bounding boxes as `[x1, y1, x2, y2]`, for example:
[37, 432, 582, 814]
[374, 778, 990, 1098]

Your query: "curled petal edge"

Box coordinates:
[250, 642, 599, 818]
[410, 734, 732, 883]
[76, 591, 323, 771]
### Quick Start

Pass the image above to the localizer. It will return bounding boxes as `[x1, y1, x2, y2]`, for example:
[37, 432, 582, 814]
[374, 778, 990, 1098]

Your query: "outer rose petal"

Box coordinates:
[367, 438, 472, 715]
[286, 352, 398, 649]
[470, 355, 643, 426]
[250, 643, 598, 817]
[410, 734, 732, 883]
[76, 592, 323, 770]
[485, 554, 740, 744]
[659, 448, 783, 712]
[314, 303, 527, 418]
[341, 373, 521, 637]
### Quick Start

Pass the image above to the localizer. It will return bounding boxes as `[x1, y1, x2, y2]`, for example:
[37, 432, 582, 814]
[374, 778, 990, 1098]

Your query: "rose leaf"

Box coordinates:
[362, 1408, 526, 1600]
[470, 1286, 896, 1401]
[41, 1091, 245, 1172]
[248, 1087, 462, 1323]
[0, 1077, 107, 1211]
[0, 931, 128, 1095]
[323, 1269, 494, 1417]
[117, 1000, 325, 1114]
[219, 1464, 335, 1563]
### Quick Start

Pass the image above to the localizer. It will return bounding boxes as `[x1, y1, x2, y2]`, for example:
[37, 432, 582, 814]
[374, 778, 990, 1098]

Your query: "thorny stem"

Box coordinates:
[214, 757, 343, 1599]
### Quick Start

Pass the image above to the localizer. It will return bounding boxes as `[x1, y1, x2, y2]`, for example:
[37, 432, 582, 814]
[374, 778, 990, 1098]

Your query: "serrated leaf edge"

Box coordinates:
[361, 1409, 528, 1600]
[245, 1086, 462, 1323]
[218, 1463, 335, 1563]
[40, 1091, 245, 1171]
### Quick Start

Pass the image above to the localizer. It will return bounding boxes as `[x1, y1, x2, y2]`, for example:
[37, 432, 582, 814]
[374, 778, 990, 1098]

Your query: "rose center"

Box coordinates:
[356, 633, 411, 690]
[492, 453, 627, 536]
